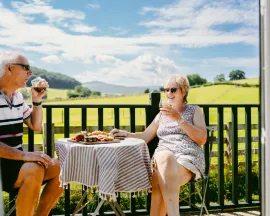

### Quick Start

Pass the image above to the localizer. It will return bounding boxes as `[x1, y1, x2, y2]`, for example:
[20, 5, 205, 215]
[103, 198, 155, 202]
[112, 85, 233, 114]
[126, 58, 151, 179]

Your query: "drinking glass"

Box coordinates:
[159, 98, 171, 108]
[31, 77, 47, 93]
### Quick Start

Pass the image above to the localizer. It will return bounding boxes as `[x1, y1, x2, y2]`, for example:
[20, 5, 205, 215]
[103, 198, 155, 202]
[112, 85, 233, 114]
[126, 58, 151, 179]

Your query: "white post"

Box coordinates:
[261, 0, 270, 215]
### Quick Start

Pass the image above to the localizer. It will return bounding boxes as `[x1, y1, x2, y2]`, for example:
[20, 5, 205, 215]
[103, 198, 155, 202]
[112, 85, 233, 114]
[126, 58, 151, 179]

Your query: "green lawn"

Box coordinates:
[46, 88, 69, 100]
[232, 78, 259, 85]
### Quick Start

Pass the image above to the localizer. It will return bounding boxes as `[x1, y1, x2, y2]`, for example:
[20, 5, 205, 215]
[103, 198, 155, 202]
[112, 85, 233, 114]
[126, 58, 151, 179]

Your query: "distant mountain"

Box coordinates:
[83, 81, 160, 95]
[26, 67, 81, 89]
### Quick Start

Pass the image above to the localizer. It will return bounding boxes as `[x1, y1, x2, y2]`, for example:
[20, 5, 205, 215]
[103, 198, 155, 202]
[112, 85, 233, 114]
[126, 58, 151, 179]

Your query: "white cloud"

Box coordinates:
[110, 27, 129, 36]
[11, 0, 85, 24]
[87, 3, 100, 9]
[0, 0, 260, 85]
[68, 24, 97, 33]
[202, 57, 259, 68]
[41, 55, 62, 64]
[0, 0, 259, 64]
[73, 54, 189, 86]
[140, 0, 258, 46]
[95, 55, 124, 66]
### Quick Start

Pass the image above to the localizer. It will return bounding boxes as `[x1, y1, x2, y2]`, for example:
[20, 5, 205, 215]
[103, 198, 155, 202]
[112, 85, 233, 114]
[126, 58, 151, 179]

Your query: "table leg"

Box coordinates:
[108, 202, 120, 216]
[113, 201, 126, 216]
[91, 199, 105, 216]
[72, 189, 89, 216]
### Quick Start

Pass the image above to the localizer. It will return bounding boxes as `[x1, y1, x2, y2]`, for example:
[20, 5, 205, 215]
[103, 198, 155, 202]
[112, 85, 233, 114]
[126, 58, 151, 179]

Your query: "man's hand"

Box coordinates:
[23, 152, 54, 168]
[31, 79, 49, 101]
[109, 128, 128, 138]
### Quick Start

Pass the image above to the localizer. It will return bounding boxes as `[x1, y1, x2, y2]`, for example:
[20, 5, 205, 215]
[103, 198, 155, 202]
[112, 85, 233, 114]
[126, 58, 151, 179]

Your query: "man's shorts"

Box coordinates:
[1, 158, 25, 193]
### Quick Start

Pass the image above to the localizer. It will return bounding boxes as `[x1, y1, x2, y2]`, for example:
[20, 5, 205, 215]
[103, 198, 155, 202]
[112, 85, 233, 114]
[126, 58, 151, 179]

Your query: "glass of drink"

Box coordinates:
[159, 98, 170, 108]
[31, 77, 47, 93]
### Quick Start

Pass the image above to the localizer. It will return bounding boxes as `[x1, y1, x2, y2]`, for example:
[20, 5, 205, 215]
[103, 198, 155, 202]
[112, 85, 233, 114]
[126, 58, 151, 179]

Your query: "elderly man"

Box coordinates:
[0, 51, 63, 216]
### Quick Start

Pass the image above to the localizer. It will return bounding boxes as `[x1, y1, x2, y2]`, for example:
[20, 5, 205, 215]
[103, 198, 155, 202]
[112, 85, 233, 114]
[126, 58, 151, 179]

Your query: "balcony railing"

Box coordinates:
[14, 91, 260, 215]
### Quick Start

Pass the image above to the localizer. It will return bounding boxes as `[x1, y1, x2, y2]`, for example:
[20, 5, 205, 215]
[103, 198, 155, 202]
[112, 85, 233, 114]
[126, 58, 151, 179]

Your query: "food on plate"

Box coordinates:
[70, 130, 114, 142]
[71, 133, 84, 142]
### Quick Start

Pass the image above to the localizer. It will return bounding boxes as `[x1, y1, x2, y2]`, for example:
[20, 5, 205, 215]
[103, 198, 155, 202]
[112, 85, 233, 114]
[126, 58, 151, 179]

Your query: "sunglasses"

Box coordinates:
[11, 63, 31, 71]
[164, 87, 179, 94]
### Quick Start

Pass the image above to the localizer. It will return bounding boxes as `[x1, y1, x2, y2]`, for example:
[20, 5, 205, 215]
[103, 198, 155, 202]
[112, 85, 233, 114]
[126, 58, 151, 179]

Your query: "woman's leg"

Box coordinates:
[154, 151, 193, 216]
[150, 170, 166, 216]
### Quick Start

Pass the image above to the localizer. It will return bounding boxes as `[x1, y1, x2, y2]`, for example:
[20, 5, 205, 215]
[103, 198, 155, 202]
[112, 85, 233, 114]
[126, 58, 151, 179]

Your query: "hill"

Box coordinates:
[232, 78, 259, 85]
[83, 81, 160, 95]
[26, 67, 81, 89]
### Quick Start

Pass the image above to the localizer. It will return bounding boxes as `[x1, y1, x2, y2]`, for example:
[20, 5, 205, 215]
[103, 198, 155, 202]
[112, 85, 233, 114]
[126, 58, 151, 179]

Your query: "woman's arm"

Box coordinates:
[180, 106, 207, 145]
[110, 113, 160, 144]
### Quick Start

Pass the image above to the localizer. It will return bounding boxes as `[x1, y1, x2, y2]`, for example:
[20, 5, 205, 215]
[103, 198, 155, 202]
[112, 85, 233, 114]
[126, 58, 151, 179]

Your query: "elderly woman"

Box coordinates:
[110, 74, 207, 216]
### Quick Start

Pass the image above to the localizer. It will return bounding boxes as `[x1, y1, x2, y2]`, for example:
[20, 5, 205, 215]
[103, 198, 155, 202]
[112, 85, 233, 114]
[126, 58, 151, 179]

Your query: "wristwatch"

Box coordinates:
[178, 117, 186, 126]
[32, 101, 42, 106]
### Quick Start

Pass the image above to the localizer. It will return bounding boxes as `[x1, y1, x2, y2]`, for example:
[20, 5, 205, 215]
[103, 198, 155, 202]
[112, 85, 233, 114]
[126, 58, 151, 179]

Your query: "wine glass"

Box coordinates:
[31, 77, 47, 93]
[159, 98, 170, 108]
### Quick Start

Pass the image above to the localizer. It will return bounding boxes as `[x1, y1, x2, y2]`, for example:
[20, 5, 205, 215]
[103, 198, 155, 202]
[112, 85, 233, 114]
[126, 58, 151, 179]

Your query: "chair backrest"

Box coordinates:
[205, 126, 215, 176]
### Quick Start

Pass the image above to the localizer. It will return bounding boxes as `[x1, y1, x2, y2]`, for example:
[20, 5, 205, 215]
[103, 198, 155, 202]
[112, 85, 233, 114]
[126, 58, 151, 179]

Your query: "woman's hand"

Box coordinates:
[109, 128, 128, 138]
[159, 105, 181, 122]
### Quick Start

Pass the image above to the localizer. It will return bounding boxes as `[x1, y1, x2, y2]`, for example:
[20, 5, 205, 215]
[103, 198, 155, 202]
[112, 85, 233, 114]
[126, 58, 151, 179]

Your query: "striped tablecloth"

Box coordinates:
[55, 138, 152, 201]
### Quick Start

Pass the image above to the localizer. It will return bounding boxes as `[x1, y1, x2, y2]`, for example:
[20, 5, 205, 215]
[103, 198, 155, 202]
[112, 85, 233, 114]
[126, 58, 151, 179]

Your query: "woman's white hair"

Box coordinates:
[166, 74, 190, 103]
[0, 51, 24, 78]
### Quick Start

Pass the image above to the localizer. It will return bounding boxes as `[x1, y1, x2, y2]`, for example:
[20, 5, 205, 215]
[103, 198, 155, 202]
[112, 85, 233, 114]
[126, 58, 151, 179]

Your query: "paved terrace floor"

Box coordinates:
[182, 210, 260, 216]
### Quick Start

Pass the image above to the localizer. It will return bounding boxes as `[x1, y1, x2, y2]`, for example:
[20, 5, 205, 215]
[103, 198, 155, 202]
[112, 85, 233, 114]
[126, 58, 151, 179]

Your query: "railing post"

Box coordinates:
[43, 123, 55, 154]
[148, 90, 160, 157]
[146, 91, 160, 214]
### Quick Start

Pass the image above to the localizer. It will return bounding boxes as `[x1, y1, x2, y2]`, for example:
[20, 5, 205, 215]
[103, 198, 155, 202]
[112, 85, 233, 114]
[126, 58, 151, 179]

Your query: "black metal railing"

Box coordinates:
[19, 91, 260, 215]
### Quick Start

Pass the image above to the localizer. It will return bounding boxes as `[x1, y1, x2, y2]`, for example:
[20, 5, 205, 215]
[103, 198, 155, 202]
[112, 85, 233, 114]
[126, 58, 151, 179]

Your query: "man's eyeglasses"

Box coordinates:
[164, 88, 179, 94]
[11, 63, 30, 71]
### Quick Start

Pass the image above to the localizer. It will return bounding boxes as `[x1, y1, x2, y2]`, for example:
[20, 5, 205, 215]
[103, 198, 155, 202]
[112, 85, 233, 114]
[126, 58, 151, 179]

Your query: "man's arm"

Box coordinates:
[24, 79, 49, 131]
[0, 142, 53, 168]
[0, 142, 24, 160]
[24, 105, 43, 131]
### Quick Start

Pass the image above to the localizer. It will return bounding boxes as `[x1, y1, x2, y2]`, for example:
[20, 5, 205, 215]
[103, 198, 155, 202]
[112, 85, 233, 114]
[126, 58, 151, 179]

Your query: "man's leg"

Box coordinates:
[35, 159, 63, 216]
[14, 162, 45, 216]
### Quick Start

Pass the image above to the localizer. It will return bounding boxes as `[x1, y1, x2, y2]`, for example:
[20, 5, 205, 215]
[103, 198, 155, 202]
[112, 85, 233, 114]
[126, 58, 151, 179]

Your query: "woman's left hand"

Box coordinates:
[159, 105, 181, 122]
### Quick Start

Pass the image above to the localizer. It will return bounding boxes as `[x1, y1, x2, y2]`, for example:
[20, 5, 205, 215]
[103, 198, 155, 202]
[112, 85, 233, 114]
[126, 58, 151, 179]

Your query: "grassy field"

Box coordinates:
[46, 88, 69, 100]
[232, 78, 259, 85]
[22, 81, 260, 149]
[23, 83, 260, 127]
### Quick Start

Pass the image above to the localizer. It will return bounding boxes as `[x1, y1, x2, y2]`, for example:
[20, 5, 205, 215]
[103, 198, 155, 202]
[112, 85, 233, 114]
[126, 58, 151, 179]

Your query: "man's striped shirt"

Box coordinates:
[0, 91, 32, 149]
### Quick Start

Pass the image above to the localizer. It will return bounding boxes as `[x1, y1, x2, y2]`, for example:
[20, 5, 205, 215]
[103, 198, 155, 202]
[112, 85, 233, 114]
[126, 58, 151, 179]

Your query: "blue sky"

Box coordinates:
[0, 0, 259, 86]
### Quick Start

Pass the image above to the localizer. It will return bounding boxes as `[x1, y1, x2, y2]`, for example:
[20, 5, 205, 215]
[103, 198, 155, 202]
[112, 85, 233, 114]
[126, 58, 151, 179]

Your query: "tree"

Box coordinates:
[74, 85, 91, 97]
[67, 90, 81, 98]
[144, 88, 150, 93]
[20, 88, 31, 99]
[214, 74, 226, 83]
[229, 70, 246, 80]
[92, 91, 101, 96]
[159, 86, 165, 92]
[187, 74, 207, 86]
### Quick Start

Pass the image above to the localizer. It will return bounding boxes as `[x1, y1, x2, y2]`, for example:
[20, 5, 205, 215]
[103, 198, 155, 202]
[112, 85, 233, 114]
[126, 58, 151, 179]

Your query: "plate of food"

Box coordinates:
[68, 130, 120, 145]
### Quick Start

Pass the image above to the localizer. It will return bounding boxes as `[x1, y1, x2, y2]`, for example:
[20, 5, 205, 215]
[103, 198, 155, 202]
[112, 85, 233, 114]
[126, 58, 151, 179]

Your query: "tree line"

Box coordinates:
[145, 70, 247, 93]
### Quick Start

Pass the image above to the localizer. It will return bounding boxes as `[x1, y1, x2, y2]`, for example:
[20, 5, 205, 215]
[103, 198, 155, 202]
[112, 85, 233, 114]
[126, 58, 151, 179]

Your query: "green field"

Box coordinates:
[232, 78, 259, 85]
[46, 88, 69, 100]
[22, 82, 260, 148]
[23, 83, 260, 127]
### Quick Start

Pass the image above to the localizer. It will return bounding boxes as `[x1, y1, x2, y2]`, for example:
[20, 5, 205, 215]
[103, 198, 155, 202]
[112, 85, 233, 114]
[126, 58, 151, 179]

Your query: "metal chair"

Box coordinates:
[5, 190, 17, 216]
[179, 126, 214, 216]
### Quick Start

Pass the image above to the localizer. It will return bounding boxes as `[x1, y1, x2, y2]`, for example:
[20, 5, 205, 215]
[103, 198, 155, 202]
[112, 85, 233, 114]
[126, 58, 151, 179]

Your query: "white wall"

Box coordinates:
[261, 0, 270, 215]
